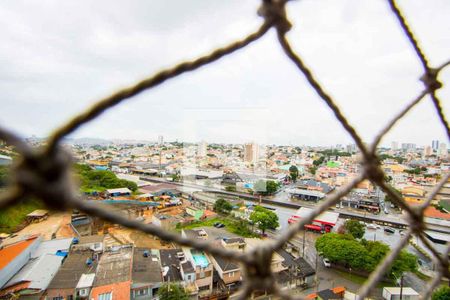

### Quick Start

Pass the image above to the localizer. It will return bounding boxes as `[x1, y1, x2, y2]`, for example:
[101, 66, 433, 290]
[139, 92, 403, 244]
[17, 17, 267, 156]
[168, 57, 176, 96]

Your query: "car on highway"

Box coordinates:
[384, 226, 395, 234]
[323, 258, 331, 267]
[366, 223, 377, 230]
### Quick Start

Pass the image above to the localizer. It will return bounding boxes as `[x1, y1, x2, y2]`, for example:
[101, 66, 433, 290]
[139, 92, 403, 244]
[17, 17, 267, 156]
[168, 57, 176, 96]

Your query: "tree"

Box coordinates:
[74, 164, 138, 192]
[157, 283, 189, 300]
[289, 165, 299, 182]
[344, 219, 365, 239]
[315, 233, 417, 275]
[213, 198, 233, 214]
[225, 185, 236, 192]
[254, 180, 280, 195]
[309, 166, 317, 175]
[249, 206, 279, 234]
[384, 188, 402, 204]
[432, 286, 450, 300]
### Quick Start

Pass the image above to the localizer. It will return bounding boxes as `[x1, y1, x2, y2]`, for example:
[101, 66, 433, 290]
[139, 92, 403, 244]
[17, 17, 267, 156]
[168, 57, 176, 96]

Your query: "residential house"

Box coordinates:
[46, 250, 98, 300]
[275, 248, 315, 289]
[0, 238, 73, 298]
[131, 248, 163, 299]
[0, 235, 41, 288]
[90, 246, 133, 300]
[159, 249, 198, 297]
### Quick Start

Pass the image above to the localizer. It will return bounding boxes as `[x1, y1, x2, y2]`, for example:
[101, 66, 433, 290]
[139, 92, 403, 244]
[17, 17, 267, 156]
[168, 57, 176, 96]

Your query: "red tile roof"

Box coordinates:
[424, 206, 450, 220]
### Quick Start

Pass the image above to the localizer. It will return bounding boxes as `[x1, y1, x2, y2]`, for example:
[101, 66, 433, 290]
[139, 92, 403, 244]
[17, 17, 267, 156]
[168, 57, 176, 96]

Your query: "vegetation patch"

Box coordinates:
[177, 217, 258, 238]
[0, 198, 44, 233]
[74, 163, 138, 193]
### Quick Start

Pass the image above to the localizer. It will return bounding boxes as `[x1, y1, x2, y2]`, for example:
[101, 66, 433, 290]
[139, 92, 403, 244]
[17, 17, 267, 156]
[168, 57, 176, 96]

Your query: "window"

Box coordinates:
[68, 296, 74, 300]
[53, 297, 63, 300]
[187, 275, 191, 281]
[228, 272, 235, 277]
[98, 292, 112, 300]
[135, 288, 148, 296]
[78, 289, 88, 296]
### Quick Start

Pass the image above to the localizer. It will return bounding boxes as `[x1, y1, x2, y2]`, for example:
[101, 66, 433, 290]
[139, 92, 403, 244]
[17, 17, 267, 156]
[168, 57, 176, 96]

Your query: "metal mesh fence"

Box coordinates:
[0, 0, 449, 299]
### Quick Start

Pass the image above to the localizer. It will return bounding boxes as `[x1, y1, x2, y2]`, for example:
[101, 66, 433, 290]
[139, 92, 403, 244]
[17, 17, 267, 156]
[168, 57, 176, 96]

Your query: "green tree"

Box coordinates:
[289, 165, 299, 182]
[315, 233, 417, 275]
[249, 206, 279, 234]
[344, 219, 365, 239]
[74, 164, 138, 192]
[254, 180, 280, 195]
[225, 185, 236, 192]
[213, 198, 233, 214]
[384, 188, 402, 204]
[157, 283, 189, 300]
[432, 286, 450, 300]
[309, 166, 318, 175]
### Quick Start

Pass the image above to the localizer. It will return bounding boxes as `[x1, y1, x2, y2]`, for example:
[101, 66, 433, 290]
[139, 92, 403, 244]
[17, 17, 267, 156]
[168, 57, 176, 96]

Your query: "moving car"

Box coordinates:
[384, 226, 395, 234]
[323, 258, 331, 267]
[366, 223, 377, 230]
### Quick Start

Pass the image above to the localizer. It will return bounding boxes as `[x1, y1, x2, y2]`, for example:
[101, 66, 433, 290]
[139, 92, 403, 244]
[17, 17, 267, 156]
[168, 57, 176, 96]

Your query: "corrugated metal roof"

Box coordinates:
[293, 207, 339, 225]
[31, 238, 72, 259]
[0, 236, 39, 270]
[4, 254, 63, 290]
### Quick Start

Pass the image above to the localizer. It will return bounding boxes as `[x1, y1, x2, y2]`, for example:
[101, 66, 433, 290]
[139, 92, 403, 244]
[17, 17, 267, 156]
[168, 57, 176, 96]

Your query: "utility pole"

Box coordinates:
[400, 274, 404, 300]
[302, 230, 306, 258]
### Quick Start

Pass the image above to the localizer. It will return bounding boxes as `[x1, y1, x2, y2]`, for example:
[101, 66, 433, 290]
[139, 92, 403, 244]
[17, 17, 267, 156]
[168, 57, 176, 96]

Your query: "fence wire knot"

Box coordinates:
[243, 246, 276, 292]
[13, 147, 75, 210]
[420, 68, 443, 92]
[258, 0, 292, 33]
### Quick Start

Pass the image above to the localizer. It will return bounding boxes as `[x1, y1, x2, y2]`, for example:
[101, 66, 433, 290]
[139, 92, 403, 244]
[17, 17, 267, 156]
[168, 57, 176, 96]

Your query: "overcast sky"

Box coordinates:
[1, 0, 449, 147]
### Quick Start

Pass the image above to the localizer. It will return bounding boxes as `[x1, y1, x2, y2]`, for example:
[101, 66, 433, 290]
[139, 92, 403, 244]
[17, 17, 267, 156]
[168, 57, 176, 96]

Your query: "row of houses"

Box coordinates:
[0, 229, 315, 300]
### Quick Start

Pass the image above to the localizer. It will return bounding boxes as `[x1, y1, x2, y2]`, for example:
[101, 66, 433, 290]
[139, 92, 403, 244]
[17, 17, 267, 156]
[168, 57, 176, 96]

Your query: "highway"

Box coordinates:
[139, 176, 450, 234]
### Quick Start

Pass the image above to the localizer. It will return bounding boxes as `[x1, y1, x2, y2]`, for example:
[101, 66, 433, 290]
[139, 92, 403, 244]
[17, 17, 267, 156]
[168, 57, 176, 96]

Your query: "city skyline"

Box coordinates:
[1, 1, 449, 146]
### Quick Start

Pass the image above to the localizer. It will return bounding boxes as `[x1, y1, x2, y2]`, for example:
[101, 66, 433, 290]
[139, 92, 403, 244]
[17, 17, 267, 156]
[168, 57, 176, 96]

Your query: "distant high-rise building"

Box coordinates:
[432, 140, 439, 151]
[158, 135, 164, 145]
[244, 142, 259, 163]
[391, 141, 398, 151]
[424, 146, 432, 157]
[197, 141, 207, 157]
[401, 143, 416, 151]
[439, 143, 447, 159]
[346, 144, 356, 153]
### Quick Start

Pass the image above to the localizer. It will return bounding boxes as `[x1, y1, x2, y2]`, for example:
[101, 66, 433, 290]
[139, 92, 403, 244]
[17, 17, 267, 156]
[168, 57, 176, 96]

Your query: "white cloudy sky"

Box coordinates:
[1, 0, 449, 146]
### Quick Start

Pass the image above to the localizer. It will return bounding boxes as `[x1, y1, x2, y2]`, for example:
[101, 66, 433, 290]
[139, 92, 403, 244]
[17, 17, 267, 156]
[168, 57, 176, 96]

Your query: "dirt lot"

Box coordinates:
[4, 212, 74, 244]
[109, 227, 173, 249]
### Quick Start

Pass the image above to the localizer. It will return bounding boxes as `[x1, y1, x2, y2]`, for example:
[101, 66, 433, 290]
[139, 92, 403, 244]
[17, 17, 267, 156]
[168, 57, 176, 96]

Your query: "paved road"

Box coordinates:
[139, 176, 450, 233]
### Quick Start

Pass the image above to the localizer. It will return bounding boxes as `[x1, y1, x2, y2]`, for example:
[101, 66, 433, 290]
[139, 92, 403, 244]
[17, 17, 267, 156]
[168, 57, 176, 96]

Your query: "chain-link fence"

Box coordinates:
[0, 0, 449, 299]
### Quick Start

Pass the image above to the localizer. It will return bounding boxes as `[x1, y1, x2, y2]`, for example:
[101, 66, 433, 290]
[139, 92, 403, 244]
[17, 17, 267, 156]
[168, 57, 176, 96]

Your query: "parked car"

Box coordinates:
[214, 222, 225, 228]
[384, 226, 395, 234]
[323, 258, 331, 267]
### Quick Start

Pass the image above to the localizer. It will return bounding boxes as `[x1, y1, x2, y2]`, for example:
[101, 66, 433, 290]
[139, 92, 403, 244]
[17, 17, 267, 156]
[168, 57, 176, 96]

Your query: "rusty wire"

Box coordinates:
[0, 0, 449, 299]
